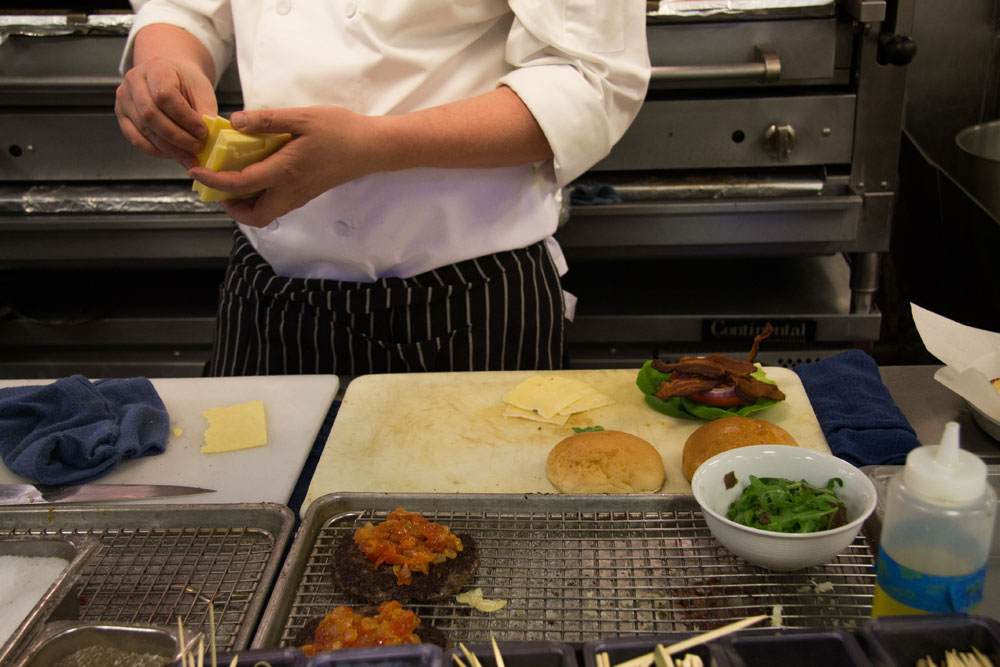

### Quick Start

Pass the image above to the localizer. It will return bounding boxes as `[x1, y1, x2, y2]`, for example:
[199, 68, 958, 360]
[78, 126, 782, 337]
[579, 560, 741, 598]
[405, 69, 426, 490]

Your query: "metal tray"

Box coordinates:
[13, 620, 201, 667]
[0, 534, 100, 665]
[254, 493, 877, 649]
[0, 502, 294, 654]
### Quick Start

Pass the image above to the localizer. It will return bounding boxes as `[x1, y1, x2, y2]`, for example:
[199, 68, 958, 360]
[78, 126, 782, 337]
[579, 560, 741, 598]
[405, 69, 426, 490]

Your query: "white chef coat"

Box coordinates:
[122, 0, 650, 282]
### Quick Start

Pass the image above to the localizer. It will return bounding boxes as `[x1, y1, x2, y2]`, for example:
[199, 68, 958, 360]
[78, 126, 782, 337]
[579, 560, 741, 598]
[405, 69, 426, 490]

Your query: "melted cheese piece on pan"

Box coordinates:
[192, 115, 291, 202]
[201, 399, 268, 453]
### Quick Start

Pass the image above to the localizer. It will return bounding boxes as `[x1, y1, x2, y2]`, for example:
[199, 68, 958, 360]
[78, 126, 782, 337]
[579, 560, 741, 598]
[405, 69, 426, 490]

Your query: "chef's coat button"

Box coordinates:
[345, 1, 357, 18]
[333, 219, 352, 237]
[267, 220, 280, 231]
[276, 0, 291, 15]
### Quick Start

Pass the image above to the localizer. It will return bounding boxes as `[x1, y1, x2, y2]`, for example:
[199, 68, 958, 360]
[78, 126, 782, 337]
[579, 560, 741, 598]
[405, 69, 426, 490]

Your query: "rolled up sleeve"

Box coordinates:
[120, 0, 235, 85]
[500, 0, 650, 185]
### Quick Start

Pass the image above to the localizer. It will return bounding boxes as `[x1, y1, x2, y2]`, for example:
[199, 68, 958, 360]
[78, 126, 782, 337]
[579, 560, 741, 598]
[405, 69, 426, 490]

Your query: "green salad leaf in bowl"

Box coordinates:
[726, 475, 847, 533]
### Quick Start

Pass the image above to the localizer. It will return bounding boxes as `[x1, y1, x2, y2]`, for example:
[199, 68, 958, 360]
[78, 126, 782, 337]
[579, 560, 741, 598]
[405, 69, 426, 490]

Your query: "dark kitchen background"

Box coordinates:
[0, 0, 997, 379]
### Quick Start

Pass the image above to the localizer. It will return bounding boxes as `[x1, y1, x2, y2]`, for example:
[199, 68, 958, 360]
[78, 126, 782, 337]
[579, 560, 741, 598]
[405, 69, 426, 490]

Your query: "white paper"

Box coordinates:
[911, 303, 1000, 421]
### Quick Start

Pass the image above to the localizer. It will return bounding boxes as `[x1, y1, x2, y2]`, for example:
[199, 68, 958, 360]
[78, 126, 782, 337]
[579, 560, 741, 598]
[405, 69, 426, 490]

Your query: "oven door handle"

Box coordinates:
[650, 44, 781, 83]
[0, 75, 123, 93]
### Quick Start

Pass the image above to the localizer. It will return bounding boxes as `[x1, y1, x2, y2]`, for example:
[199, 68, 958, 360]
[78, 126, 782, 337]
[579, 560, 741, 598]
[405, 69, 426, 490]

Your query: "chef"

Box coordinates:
[115, 1, 650, 376]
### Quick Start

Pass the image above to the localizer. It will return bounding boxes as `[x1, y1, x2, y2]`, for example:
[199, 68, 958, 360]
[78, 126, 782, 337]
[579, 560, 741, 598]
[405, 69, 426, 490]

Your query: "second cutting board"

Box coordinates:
[304, 368, 829, 514]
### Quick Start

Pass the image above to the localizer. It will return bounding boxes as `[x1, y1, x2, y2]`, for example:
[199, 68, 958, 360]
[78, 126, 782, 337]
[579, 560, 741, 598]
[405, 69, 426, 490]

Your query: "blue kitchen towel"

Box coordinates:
[793, 349, 921, 467]
[0, 375, 169, 486]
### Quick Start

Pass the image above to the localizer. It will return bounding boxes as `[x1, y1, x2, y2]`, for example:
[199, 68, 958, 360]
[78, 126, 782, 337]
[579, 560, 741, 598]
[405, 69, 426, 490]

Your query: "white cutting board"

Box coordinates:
[304, 368, 829, 514]
[0, 375, 338, 504]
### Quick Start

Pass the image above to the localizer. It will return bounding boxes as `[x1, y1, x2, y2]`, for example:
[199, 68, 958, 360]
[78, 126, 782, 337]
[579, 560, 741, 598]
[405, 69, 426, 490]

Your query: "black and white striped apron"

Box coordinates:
[208, 229, 566, 376]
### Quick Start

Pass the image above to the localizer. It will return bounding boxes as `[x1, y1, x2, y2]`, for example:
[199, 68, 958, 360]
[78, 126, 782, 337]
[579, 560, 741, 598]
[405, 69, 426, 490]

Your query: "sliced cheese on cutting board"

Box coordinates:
[304, 368, 830, 515]
[192, 115, 291, 202]
[201, 399, 268, 453]
[502, 403, 569, 425]
[502, 374, 613, 423]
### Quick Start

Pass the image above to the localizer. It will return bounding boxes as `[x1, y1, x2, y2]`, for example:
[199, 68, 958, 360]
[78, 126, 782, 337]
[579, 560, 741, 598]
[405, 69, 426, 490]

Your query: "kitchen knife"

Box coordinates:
[0, 483, 215, 505]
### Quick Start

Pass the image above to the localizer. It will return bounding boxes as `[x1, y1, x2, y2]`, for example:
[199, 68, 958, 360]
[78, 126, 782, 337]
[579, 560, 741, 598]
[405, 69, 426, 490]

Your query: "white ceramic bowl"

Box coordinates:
[691, 445, 878, 571]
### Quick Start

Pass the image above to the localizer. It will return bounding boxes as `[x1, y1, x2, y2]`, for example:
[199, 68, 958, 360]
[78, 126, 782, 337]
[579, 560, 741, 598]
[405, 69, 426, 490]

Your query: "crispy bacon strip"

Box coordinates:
[746, 322, 774, 363]
[734, 375, 786, 403]
[703, 353, 757, 377]
[654, 376, 722, 399]
[652, 358, 728, 379]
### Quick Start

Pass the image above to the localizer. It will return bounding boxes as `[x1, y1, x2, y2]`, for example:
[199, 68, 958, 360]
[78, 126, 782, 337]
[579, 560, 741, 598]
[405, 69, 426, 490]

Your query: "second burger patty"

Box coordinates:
[331, 532, 481, 603]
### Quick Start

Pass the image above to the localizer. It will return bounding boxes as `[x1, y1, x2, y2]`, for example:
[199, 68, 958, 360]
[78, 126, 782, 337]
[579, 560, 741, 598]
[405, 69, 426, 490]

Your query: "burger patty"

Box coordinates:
[294, 606, 451, 651]
[331, 532, 480, 603]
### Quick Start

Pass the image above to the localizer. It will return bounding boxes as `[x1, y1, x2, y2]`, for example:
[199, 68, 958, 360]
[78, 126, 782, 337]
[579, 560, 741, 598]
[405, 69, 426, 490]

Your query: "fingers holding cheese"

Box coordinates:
[189, 105, 382, 227]
[191, 115, 292, 204]
[117, 25, 219, 167]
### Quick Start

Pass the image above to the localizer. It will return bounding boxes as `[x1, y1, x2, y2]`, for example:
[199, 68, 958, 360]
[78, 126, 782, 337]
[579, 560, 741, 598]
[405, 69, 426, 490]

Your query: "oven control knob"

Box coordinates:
[763, 124, 796, 161]
[878, 33, 917, 66]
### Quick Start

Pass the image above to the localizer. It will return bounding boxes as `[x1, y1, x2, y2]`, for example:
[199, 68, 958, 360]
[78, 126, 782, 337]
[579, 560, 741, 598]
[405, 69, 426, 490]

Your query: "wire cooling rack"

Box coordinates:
[0, 503, 293, 652]
[255, 494, 877, 648]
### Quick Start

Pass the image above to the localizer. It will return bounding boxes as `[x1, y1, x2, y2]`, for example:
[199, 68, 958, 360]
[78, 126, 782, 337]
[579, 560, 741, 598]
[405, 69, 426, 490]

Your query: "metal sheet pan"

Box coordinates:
[0, 534, 100, 665]
[254, 493, 877, 650]
[0, 503, 294, 653]
[13, 621, 201, 667]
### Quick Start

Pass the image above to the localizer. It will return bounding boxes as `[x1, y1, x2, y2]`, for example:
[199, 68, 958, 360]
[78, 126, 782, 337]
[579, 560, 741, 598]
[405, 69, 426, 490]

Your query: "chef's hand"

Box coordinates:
[115, 25, 219, 169]
[116, 57, 218, 169]
[187, 106, 379, 228]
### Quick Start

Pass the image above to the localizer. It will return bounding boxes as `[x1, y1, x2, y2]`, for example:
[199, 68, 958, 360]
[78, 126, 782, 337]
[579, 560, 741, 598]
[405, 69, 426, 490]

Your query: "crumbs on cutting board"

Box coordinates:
[200, 399, 268, 453]
[172, 428, 183, 437]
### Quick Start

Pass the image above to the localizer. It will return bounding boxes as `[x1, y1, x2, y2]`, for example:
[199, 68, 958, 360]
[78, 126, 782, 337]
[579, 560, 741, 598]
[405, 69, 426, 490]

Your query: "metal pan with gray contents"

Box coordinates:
[0, 534, 100, 666]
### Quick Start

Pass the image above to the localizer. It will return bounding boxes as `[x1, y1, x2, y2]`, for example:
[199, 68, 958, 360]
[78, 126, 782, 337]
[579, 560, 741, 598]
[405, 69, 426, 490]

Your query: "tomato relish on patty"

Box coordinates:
[354, 508, 463, 586]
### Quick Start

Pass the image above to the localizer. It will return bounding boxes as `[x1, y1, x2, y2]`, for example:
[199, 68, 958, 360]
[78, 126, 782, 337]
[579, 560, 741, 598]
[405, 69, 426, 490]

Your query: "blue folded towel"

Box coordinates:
[793, 349, 921, 467]
[0, 375, 169, 486]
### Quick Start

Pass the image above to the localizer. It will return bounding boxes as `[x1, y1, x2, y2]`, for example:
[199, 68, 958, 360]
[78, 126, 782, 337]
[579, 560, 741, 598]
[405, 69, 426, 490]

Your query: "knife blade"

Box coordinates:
[0, 483, 215, 505]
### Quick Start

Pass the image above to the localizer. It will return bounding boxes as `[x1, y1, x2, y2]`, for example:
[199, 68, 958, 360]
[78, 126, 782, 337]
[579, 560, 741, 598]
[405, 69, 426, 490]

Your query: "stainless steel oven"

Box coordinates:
[0, 0, 916, 376]
[559, 0, 916, 367]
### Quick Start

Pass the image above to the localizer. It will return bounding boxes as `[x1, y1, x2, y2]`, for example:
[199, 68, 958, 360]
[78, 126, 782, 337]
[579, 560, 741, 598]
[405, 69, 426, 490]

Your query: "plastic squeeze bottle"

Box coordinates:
[872, 421, 996, 616]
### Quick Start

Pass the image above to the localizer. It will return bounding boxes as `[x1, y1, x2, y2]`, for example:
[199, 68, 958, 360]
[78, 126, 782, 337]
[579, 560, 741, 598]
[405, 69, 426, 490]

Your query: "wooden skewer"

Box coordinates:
[459, 642, 484, 667]
[452, 655, 470, 667]
[491, 636, 506, 667]
[208, 604, 217, 667]
[176, 617, 187, 667]
[610, 615, 769, 667]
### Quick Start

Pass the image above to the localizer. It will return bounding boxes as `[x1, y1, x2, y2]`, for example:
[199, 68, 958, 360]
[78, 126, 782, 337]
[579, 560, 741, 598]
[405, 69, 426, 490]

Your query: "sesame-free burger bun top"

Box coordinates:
[546, 430, 665, 494]
[681, 415, 798, 482]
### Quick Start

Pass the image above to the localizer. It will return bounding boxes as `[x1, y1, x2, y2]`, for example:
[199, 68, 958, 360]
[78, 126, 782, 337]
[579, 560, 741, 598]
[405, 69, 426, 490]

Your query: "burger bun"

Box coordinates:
[682, 415, 798, 482]
[546, 430, 665, 494]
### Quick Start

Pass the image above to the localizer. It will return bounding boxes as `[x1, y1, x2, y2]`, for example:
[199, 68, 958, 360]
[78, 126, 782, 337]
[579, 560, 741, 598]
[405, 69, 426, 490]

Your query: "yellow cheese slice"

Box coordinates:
[502, 403, 570, 426]
[557, 388, 615, 415]
[502, 375, 595, 419]
[194, 114, 233, 166]
[200, 399, 268, 453]
[192, 115, 291, 202]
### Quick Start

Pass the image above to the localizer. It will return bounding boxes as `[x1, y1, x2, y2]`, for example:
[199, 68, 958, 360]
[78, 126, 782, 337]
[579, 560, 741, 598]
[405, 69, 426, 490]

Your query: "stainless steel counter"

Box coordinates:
[880, 364, 1000, 460]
